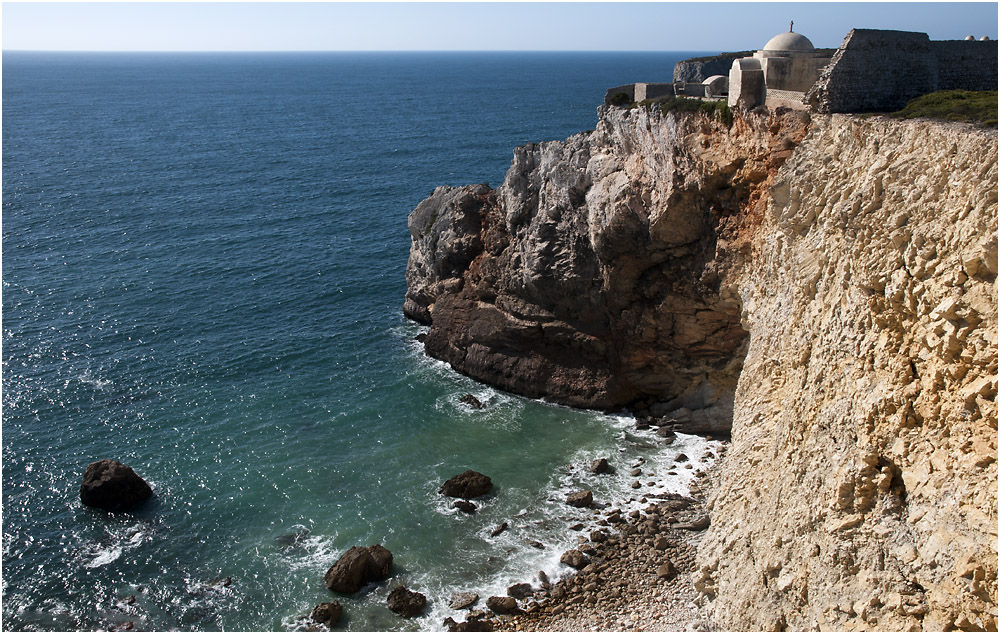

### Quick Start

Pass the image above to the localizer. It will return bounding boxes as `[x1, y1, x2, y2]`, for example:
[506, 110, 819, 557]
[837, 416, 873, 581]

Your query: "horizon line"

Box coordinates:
[3, 48, 723, 54]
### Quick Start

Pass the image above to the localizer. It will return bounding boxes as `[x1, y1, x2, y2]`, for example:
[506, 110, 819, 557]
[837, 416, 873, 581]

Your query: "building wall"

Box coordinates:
[931, 40, 999, 91]
[806, 29, 998, 113]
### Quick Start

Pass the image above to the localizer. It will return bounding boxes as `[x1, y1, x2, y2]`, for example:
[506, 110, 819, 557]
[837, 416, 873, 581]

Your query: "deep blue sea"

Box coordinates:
[3, 51, 722, 631]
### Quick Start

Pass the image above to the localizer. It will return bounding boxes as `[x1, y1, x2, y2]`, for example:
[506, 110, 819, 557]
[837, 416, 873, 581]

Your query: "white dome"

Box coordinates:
[762, 31, 815, 51]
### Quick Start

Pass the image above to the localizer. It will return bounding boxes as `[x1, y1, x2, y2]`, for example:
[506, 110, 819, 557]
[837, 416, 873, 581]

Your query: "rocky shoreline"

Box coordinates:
[442, 439, 726, 633]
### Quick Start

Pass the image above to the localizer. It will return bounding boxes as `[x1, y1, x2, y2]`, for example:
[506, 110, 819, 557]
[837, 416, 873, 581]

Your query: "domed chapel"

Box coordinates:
[728, 23, 835, 109]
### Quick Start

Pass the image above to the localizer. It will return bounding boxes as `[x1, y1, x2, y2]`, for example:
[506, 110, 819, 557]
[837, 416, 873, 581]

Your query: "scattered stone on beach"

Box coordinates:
[560, 549, 590, 569]
[590, 529, 608, 543]
[566, 490, 593, 508]
[489, 522, 509, 537]
[674, 453, 689, 463]
[387, 586, 427, 617]
[569, 523, 585, 531]
[631, 480, 641, 489]
[79, 459, 153, 510]
[675, 515, 710, 530]
[537, 570, 549, 584]
[450, 592, 479, 610]
[656, 560, 678, 580]
[440, 470, 493, 499]
[631, 468, 642, 477]
[454, 500, 477, 514]
[486, 595, 519, 615]
[324, 544, 393, 593]
[590, 458, 615, 474]
[311, 602, 343, 628]
[507, 583, 533, 599]
[654, 536, 670, 550]
[444, 616, 495, 632]
[459, 394, 486, 409]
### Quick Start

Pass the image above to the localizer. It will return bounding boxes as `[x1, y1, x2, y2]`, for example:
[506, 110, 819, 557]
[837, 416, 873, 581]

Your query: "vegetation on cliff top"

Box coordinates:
[891, 90, 998, 127]
[660, 97, 734, 127]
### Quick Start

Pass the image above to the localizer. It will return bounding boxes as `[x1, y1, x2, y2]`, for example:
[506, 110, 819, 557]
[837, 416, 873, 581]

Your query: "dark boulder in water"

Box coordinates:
[565, 490, 593, 508]
[590, 458, 615, 474]
[311, 602, 343, 628]
[323, 544, 393, 594]
[80, 459, 153, 510]
[506, 583, 532, 599]
[489, 522, 508, 538]
[459, 394, 486, 409]
[440, 470, 493, 499]
[453, 500, 477, 514]
[387, 586, 427, 617]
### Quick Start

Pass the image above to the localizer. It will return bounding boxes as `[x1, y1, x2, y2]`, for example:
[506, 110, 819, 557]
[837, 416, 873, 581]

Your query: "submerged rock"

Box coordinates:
[459, 394, 486, 409]
[489, 522, 509, 538]
[449, 592, 479, 610]
[387, 586, 427, 618]
[440, 470, 493, 499]
[80, 459, 153, 511]
[323, 544, 393, 594]
[311, 602, 343, 628]
[453, 500, 477, 514]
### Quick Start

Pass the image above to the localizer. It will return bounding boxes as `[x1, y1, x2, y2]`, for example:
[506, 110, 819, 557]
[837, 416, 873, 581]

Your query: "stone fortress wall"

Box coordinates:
[806, 29, 998, 113]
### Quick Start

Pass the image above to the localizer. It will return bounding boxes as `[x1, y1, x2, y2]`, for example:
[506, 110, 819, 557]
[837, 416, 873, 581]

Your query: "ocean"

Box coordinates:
[2, 51, 722, 631]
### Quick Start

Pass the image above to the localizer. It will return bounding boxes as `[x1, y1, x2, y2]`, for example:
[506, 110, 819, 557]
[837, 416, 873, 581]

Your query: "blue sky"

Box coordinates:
[3, 2, 997, 52]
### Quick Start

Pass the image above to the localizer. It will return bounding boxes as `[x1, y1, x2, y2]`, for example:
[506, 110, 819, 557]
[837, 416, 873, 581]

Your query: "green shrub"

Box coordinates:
[892, 90, 998, 127]
[661, 97, 733, 127]
[608, 92, 632, 107]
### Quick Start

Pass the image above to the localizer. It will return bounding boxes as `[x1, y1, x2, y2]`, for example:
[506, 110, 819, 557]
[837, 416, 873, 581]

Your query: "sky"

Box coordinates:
[2, 2, 997, 52]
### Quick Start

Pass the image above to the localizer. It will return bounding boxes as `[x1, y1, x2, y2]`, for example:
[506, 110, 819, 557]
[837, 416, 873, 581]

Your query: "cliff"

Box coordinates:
[404, 107, 997, 629]
[404, 105, 809, 433]
[695, 116, 998, 631]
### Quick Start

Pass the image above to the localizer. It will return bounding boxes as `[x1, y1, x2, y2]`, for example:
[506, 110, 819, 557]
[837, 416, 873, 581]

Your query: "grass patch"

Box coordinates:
[892, 90, 997, 127]
[608, 91, 632, 107]
[661, 97, 733, 127]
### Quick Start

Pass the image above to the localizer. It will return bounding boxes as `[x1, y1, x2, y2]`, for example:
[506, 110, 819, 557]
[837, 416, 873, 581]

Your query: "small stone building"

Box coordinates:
[728, 29, 834, 110]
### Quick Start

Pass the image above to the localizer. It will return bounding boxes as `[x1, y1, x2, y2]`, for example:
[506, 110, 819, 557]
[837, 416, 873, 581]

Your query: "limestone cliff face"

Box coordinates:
[405, 106, 809, 431]
[695, 116, 998, 631]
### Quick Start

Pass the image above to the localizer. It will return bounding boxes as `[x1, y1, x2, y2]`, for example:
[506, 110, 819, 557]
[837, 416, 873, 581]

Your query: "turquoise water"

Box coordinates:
[2, 51, 721, 631]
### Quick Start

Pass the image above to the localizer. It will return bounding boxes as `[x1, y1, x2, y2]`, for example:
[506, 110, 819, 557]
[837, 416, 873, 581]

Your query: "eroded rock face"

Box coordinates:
[695, 116, 998, 631]
[79, 459, 153, 510]
[405, 106, 809, 431]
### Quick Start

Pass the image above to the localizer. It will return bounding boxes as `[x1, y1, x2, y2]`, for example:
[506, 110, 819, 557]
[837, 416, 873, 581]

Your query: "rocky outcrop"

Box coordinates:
[439, 470, 493, 498]
[310, 602, 343, 628]
[695, 116, 998, 631]
[79, 459, 153, 510]
[406, 104, 997, 629]
[672, 51, 753, 83]
[405, 105, 810, 432]
[387, 586, 427, 618]
[323, 544, 393, 594]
